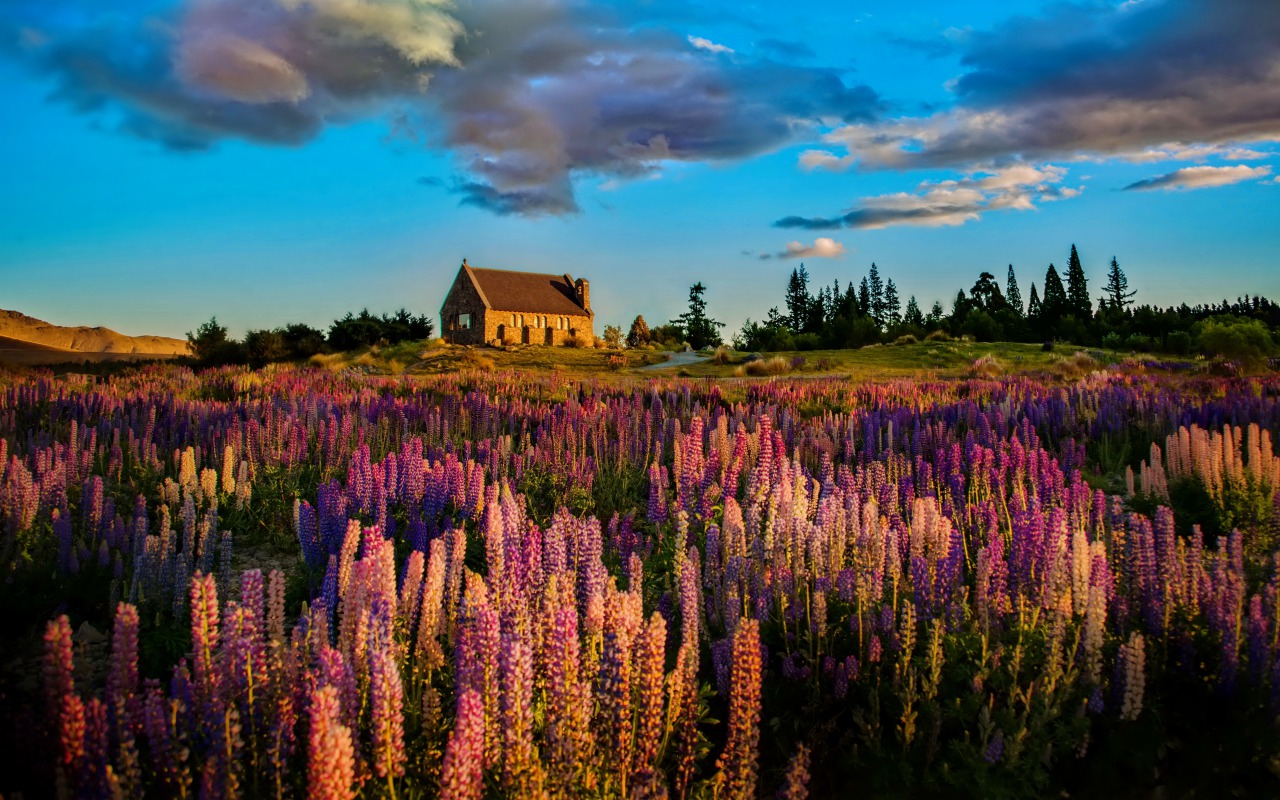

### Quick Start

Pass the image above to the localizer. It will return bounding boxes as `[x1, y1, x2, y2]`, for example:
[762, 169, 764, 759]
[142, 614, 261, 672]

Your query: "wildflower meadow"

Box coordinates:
[3, 363, 1280, 797]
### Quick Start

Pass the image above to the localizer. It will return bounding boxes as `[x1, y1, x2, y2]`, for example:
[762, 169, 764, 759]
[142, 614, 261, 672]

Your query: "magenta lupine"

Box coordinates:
[308, 685, 356, 800]
[440, 689, 485, 800]
[189, 572, 221, 705]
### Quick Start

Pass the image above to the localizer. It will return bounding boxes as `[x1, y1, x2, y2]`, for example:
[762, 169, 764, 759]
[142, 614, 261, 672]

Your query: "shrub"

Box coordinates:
[925, 330, 951, 342]
[712, 346, 733, 365]
[892, 334, 919, 346]
[605, 354, 627, 371]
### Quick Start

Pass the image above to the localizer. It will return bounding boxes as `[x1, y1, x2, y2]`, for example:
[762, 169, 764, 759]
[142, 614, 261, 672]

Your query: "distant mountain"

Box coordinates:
[0, 309, 190, 365]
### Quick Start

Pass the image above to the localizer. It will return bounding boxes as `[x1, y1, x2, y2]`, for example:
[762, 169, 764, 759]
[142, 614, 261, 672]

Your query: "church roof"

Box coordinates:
[459, 263, 589, 316]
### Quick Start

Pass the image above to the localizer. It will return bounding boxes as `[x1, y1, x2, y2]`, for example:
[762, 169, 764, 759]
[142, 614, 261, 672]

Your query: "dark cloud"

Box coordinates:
[811, 0, 1280, 169]
[0, 0, 881, 217]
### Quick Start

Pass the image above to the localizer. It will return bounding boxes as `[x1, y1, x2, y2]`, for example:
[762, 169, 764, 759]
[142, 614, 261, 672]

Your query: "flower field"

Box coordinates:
[2, 364, 1280, 797]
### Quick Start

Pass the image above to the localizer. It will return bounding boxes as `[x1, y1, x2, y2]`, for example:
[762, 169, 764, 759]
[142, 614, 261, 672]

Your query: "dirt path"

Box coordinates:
[639, 350, 710, 371]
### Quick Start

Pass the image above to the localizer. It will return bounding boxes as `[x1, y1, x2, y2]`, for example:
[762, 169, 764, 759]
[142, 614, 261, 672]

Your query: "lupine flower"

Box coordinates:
[777, 744, 811, 800]
[440, 689, 485, 800]
[716, 619, 763, 798]
[308, 685, 356, 800]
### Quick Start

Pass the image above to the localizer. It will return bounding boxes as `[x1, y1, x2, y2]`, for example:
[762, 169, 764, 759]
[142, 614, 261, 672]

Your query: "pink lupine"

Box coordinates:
[440, 689, 485, 800]
[369, 616, 407, 783]
[632, 611, 668, 780]
[308, 685, 356, 800]
[190, 572, 220, 703]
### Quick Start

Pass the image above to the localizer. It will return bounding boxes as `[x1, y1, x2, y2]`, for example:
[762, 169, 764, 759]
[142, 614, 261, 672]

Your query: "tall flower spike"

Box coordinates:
[716, 618, 763, 798]
[440, 689, 485, 800]
[308, 685, 356, 800]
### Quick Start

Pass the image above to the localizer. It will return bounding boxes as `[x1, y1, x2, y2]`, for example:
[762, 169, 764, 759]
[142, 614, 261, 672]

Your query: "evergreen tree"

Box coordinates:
[1042, 264, 1067, 322]
[857, 278, 871, 318]
[928, 301, 945, 325]
[1065, 244, 1092, 318]
[884, 279, 902, 327]
[1103, 256, 1135, 310]
[674, 281, 725, 349]
[904, 296, 924, 328]
[765, 306, 787, 329]
[1006, 264, 1023, 317]
[626, 315, 651, 348]
[807, 286, 828, 333]
[969, 271, 1006, 312]
[1027, 283, 1042, 320]
[868, 263, 886, 327]
[785, 265, 810, 331]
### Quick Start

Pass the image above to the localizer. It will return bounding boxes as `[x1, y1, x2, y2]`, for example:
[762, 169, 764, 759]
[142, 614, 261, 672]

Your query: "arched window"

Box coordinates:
[510, 313, 516, 326]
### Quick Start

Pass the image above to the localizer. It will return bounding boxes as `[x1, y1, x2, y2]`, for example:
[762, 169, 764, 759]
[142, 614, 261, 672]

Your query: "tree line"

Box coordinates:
[186, 309, 435, 366]
[728, 245, 1279, 362]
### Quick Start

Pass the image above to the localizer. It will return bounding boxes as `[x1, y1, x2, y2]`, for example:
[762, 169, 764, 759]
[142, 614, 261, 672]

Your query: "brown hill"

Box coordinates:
[0, 309, 191, 364]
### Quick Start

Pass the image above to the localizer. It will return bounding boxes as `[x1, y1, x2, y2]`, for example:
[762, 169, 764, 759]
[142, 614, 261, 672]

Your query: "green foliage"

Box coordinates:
[672, 282, 725, 350]
[1195, 316, 1275, 366]
[186, 317, 244, 365]
[626, 315, 651, 348]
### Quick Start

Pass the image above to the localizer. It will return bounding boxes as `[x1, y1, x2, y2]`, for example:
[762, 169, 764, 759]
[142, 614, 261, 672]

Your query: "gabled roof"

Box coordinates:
[459, 264, 589, 316]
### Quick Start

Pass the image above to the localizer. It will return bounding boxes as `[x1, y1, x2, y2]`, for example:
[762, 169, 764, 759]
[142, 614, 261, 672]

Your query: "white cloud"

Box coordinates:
[779, 237, 847, 259]
[1123, 164, 1272, 192]
[776, 162, 1078, 230]
[688, 35, 733, 54]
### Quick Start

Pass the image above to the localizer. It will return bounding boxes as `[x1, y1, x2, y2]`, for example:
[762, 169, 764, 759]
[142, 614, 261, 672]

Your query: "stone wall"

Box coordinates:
[440, 270, 486, 345]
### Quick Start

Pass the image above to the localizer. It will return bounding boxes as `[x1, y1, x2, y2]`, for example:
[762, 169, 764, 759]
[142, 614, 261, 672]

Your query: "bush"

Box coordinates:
[712, 346, 733, 365]
[1101, 331, 1123, 350]
[892, 334, 919, 346]
[1195, 316, 1275, 367]
[925, 330, 952, 342]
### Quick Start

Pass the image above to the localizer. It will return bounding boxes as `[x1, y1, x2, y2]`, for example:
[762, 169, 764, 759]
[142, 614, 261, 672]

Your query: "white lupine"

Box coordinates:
[1119, 632, 1146, 721]
[1082, 585, 1107, 686]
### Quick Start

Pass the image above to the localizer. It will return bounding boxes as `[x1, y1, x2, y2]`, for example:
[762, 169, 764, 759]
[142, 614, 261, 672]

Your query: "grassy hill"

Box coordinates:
[304, 337, 1158, 382]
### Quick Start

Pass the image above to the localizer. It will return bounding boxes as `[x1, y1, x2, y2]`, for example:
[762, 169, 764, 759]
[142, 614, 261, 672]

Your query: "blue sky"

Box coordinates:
[1, 0, 1278, 339]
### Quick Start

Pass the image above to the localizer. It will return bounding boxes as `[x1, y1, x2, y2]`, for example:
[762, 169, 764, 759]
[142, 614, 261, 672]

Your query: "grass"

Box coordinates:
[678, 341, 1098, 379]
[270, 338, 1205, 383]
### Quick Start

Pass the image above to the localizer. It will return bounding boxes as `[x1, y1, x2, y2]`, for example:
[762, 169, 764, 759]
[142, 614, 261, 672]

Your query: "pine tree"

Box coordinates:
[1103, 256, 1135, 310]
[1042, 264, 1067, 322]
[785, 265, 810, 331]
[1006, 264, 1023, 317]
[674, 282, 725, 349]
[857, 278, 871, 318]
[884, 279, 902, 327]
[868, 263, 886, 328]
[626, 315, 651, 348]
[1065, 244, 1092, 318]
[1027, 282, 1042, 320]
[904, 296, 924, 328]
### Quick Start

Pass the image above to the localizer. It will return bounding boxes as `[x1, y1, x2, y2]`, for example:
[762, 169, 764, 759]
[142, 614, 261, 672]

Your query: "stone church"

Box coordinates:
[439, 260, 594, 346]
